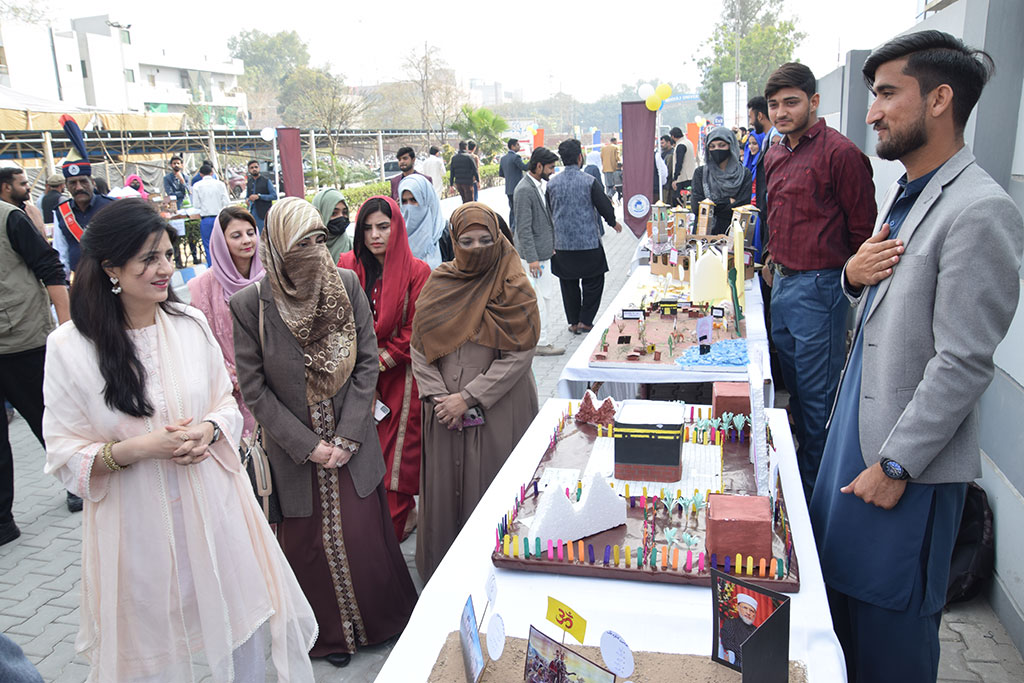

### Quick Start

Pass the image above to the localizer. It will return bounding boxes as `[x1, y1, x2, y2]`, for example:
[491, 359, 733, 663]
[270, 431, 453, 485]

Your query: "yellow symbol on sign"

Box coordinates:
[546, 596, 587, 644]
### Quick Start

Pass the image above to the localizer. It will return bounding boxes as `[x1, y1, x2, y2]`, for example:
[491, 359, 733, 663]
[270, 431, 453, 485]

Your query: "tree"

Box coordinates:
[403, 45, 466, 145]
[279, 66, 364, 158]
[0, 0, 48, 23]
[696, 0, 804, 113]
[449, 106, 509, 157]
[228, 30, 311, 128]
[361, 82, 422, 129]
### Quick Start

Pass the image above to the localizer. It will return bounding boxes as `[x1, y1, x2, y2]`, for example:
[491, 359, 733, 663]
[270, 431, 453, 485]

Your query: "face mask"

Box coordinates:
[710, 149, 731, 165]
[130, 181, 140, 190]
[401, 203, 427, 231]
[326, 216, 349, 236]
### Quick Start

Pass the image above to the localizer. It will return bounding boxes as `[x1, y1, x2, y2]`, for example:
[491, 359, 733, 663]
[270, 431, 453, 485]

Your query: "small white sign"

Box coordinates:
[485, 613, 506, 660]
[669, 248, 679, 266]
[627, 194, 651, 219]
[600, 629, 635, 677]
[485, 567, 498, 606]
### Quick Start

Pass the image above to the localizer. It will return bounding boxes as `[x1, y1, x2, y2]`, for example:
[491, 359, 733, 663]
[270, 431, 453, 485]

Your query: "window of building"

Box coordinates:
[120, 29, 131, 44]
[0, 47, 7, 74]
[66, 64, 73, 72]
[147, 74, 156, 87]
[81, 60, 88, 78]
[180, 72, 191, 90]
[124, 69, 135, 83]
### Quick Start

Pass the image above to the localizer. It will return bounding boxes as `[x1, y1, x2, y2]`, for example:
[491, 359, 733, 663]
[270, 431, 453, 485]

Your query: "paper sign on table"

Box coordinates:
[486, 613, 506, 660]
[599, 629, 635, 677]
[485, 567, 498, 606]
[459, 596, 485, 683]
[697, 315, 713, 344]
[546, 596, 587, 644]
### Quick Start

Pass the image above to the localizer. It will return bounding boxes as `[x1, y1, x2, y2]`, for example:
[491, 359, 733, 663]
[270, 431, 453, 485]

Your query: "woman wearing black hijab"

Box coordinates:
[690, 127, 753, 235]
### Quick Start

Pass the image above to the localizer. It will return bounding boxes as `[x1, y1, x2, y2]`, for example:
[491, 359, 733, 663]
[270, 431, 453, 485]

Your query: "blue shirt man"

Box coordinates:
[52, 159, 114, 274]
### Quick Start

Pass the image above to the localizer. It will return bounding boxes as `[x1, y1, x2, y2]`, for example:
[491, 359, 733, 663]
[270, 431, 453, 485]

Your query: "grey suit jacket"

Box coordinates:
[230, 268, 384, 517]
[838, 145, 1023, 483]
[513, 175, 555, 263]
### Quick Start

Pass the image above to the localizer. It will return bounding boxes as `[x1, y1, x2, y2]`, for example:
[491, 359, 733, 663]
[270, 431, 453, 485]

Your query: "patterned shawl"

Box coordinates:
[412, 202, 539, 363]
[260, 197, 357, 405]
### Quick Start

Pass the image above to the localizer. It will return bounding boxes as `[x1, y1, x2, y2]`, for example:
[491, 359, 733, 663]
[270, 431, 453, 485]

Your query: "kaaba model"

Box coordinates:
[612, 400, 684, 482]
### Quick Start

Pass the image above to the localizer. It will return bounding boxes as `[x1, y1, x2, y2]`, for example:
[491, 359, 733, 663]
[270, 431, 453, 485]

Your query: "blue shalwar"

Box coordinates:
[809, 166, 966, 683]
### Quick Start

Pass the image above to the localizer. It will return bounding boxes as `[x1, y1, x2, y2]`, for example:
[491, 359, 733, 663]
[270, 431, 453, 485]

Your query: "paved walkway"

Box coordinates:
[3, 187, 1022, 681]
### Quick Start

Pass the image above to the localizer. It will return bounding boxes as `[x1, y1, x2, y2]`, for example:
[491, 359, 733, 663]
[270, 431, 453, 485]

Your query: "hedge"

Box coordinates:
[332, 164, 503, 210]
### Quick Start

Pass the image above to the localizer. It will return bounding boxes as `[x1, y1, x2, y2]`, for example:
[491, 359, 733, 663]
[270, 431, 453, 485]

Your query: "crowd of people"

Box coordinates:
[0, 28, 1020, 683]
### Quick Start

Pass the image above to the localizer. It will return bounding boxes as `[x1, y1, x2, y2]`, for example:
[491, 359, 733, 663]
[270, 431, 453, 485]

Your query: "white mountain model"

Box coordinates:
[528, 471, 626, 544]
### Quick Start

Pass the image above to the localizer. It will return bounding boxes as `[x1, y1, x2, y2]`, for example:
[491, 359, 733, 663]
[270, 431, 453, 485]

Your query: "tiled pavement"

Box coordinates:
[3, 188, 1022, 681]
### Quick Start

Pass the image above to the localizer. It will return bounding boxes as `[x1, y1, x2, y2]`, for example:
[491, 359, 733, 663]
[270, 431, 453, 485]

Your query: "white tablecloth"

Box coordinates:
[556, 266, 772, 404]
[376, 399, 846, 682]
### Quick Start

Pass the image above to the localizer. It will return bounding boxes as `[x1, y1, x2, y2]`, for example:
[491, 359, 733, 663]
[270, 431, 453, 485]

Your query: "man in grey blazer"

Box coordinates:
[809, 31, 1023, 682]
[499, 138, 529, 232]
[513, 146, 564, 356]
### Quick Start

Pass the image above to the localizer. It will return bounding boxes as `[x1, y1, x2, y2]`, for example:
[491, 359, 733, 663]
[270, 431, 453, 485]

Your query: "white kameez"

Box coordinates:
[43, 304, 317, 682]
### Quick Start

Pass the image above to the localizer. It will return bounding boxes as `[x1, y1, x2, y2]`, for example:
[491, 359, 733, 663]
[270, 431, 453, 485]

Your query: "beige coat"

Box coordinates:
[412, 341, 538, 579]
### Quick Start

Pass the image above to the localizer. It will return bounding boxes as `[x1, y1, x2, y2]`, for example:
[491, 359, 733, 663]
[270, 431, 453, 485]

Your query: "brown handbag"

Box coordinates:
[240, 282, 282, 523]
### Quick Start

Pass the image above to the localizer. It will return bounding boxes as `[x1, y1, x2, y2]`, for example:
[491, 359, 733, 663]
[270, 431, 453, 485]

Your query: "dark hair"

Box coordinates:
[0, 166, 24, 191]
[528, 146, 559, 172]
[353, 197, 392, 306]
[609, 136, 617, 143]
[507, 138, 518, 149]
[660, 134, 674, 144]
[170, 155, 183, 163]
[467, 140, 477, 150]
[458, 141, 467, 151]
[93, 177, 109, 195]
[739, 127, 747, 134]
[71, 199, 189, 417]
[747, 95, 769, 119]
[669, 127, 683, 139]
[557, 138, 582, 166]
[218, 205, 257, 233]
[429, 145, 440, 155]
[397, 146, 415, 160]
[199, 163, 214, 176]
[765, 62, 816, 99]
[862, 30, 994, 132]
[247, 159, 260, 167]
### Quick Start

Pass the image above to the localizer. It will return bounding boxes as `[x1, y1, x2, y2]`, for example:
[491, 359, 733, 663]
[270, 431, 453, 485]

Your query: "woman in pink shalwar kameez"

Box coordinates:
[42, 199, 317, 682]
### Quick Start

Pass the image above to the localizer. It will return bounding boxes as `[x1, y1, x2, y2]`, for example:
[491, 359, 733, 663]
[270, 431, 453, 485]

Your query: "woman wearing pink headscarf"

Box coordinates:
[124, 174, 149, 199]
[187, 205, 265, 438]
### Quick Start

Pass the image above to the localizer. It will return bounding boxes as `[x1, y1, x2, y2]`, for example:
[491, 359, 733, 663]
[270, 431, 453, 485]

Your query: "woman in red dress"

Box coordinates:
[339, 195, 430, 542]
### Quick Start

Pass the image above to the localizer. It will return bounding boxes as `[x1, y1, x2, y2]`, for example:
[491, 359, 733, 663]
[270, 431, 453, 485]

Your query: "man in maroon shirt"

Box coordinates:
[762, 62, 877, 497]
[389, 146, 432, 201]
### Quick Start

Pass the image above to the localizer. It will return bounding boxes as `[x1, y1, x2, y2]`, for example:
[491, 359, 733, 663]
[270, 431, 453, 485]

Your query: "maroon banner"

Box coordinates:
[621, 101, 656, 237]
[276, 127, 305, 198]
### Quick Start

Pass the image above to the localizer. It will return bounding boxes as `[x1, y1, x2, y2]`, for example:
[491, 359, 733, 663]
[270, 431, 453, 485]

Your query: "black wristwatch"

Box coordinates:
[204, 420, 222, 445]
[880, 457, 910, 480]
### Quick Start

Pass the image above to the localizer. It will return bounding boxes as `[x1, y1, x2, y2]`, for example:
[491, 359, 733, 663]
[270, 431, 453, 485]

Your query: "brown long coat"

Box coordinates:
[411, 341, 538, 580]
[230, 268, 384, 518]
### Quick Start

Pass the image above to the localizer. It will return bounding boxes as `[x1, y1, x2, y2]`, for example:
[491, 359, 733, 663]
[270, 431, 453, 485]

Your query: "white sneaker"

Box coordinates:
[535, 343, 566, 356]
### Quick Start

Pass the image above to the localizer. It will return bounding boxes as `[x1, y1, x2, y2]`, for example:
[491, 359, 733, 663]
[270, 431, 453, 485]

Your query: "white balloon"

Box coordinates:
[638, 83, 655, 100]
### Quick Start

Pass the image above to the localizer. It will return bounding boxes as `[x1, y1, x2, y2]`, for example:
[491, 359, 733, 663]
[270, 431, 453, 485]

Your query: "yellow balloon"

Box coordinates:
[645, 95, 661, 112]
[655, 83, 672, 100]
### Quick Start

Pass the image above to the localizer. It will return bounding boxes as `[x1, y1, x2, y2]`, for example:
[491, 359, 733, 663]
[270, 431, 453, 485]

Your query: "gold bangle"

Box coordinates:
[101, 440, 127, 472]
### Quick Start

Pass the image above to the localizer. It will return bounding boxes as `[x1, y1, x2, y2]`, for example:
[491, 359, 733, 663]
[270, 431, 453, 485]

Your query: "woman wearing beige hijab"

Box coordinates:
[411, 202, 541, 581]
[231, 197, 417, 668]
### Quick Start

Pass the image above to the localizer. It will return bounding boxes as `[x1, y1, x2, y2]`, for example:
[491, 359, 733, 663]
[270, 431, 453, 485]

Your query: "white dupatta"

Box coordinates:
[43, 304, 316, 682]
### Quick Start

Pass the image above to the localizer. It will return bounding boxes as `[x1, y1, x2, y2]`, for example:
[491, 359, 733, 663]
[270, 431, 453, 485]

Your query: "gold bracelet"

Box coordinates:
[101, 440, 127, 472]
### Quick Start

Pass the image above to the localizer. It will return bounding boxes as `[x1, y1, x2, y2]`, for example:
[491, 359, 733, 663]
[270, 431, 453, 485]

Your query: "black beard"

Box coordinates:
[752, 119, 764, 134]
[876, 113, 927, 161]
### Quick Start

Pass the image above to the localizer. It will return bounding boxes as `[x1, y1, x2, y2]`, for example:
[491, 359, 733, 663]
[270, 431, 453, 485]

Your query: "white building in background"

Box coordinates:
[0, 14, 247, 128]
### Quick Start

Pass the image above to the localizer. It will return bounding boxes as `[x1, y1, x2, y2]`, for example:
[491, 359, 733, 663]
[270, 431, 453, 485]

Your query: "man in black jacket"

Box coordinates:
[499, 138, 528, 232]
[245, 159, 277, 230]
[449, 141, 478, 204]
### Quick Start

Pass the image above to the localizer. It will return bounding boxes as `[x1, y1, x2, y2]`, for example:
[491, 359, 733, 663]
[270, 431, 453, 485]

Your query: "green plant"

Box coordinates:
[340, 181, 392, 211]
[449, 105, 509, 157]
[309, 158, 376, 190]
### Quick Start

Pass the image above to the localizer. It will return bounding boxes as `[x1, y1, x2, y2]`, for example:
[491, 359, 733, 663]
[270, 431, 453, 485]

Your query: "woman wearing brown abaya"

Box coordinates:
[231, 197, 417, 668]
[411, 202, 541, 581]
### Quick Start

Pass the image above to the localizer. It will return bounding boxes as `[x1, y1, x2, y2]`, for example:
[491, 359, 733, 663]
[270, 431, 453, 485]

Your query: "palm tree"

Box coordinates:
[449, 105, 509, 158]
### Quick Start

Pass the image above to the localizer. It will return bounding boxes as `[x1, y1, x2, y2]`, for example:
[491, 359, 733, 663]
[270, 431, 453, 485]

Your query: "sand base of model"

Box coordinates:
[428, 631, 808, 682]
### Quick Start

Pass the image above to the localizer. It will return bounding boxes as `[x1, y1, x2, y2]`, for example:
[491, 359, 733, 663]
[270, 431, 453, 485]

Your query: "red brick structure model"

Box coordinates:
[712, 381, 750, 418]
[704, 493, 772, 564]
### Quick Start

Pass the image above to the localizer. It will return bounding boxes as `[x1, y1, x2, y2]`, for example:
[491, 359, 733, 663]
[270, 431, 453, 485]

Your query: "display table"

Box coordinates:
[376, 399, 846, 683]
[556, 266, 773, 405]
